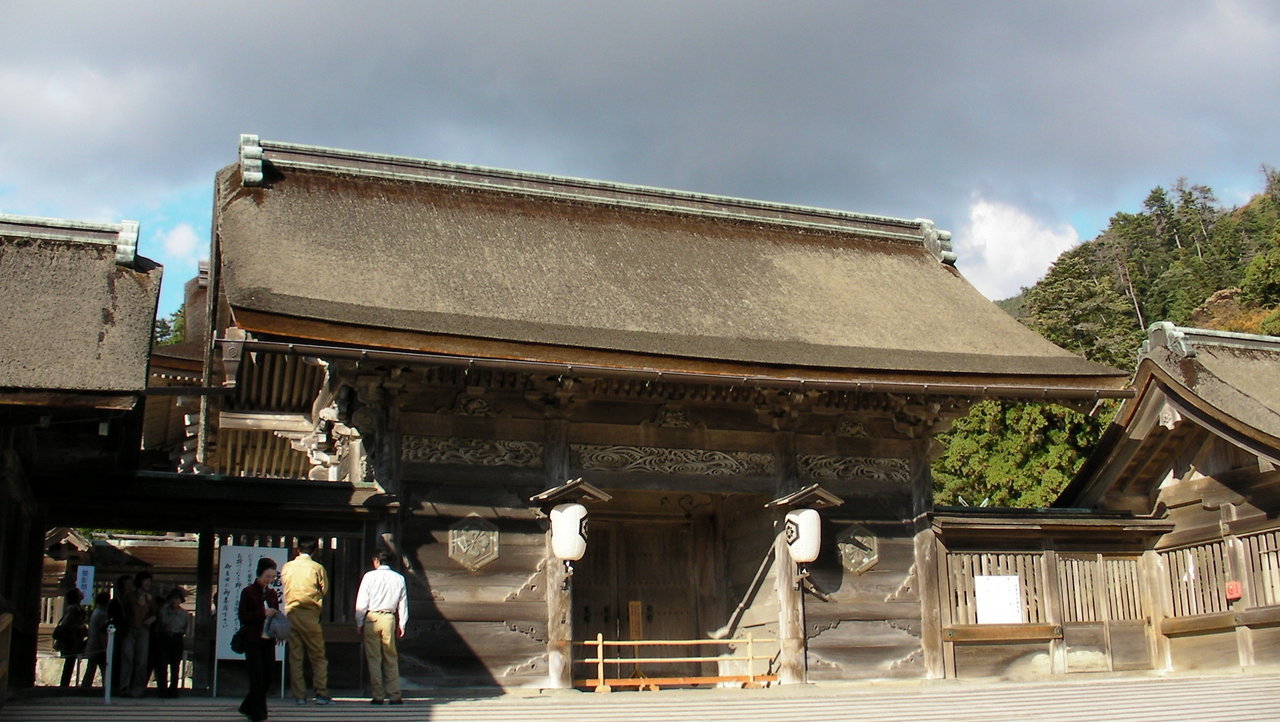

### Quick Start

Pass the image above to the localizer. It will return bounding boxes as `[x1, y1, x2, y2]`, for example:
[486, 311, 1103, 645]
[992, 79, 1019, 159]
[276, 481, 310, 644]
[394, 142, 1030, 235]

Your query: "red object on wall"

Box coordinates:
[1225, 580, 1243, 601]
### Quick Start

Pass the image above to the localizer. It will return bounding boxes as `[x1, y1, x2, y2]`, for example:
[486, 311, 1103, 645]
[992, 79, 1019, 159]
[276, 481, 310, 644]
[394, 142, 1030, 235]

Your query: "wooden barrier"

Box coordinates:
[573, 634, 778, 692]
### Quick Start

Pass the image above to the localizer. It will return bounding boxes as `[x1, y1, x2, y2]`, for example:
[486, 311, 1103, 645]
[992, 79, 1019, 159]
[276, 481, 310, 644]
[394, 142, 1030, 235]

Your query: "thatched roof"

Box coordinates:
[0, 214, 161, 400]
[214, 136, 1125, 393]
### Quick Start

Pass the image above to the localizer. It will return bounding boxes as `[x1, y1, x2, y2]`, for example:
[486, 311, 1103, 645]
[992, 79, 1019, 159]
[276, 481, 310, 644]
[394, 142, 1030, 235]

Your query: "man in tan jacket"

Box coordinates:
[281, 537, 331, 705]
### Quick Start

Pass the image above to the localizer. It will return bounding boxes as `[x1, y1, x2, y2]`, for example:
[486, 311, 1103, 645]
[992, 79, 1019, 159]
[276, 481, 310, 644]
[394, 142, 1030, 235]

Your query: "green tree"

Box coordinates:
[933, 401, 1107, 508]
[153, 307, 186, 346]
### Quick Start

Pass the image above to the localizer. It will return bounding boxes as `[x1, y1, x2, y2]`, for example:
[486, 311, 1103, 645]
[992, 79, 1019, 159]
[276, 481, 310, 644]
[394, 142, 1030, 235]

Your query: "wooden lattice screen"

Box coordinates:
[1058, 555, 1145, 623]
[946, 552, 1046, 624]
[1242, 529, 1280, 608]
[1162, 541, 1229, 617]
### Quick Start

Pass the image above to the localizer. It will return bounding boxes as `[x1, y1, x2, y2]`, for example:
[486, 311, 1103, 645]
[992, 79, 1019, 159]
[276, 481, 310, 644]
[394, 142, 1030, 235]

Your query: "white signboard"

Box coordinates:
[75, 565, 95, 604]
[216, 545, 288, 661]
[974, 575, 1024, 624]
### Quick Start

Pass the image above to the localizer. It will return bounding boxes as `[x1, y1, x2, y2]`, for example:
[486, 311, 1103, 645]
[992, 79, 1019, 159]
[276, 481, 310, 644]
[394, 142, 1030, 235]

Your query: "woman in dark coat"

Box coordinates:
[238, 557, 281, 722]
[56, 587, 88, 687]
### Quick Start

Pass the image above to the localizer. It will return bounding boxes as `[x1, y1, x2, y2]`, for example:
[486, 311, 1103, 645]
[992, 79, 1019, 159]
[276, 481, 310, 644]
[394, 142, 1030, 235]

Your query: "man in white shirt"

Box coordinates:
[354, 549, 408, 705]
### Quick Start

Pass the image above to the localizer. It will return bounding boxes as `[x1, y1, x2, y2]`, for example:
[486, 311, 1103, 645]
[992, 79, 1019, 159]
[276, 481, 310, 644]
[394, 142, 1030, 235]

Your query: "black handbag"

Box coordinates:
[230, 626, 247, 654]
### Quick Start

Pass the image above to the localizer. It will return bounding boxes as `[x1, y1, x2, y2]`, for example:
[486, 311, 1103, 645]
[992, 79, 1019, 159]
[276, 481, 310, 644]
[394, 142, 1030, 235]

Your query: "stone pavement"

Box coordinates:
[2, 672, 1278, 721]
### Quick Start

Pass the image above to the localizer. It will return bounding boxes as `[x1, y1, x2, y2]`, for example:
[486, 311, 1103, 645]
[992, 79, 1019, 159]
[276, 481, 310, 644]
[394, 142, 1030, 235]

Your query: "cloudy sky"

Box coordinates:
[3, 1, 1279, 316]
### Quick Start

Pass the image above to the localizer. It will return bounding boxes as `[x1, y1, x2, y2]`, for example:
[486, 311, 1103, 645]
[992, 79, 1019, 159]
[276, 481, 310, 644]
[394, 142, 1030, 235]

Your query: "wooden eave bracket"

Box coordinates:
[765, 483, 844, 510]
[529, 477, 612, 508]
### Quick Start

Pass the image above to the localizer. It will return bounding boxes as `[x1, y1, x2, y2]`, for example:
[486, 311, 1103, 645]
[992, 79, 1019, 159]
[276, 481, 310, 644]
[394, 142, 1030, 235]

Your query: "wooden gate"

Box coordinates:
[575, 519, 704, 678]
[1057, 554, 1152, 671]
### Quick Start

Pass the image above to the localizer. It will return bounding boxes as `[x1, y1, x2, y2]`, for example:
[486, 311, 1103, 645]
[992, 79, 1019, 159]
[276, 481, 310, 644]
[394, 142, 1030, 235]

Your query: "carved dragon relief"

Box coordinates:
[572, 444, 774, 476]
[798, 455, 910, 483]
[402, 435, 544, 468]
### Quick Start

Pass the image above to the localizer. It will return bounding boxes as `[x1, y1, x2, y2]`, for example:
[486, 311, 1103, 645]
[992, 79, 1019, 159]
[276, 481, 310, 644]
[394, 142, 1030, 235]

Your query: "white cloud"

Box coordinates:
[953, 199, 1080, 301]
[158, 223, 204, 269]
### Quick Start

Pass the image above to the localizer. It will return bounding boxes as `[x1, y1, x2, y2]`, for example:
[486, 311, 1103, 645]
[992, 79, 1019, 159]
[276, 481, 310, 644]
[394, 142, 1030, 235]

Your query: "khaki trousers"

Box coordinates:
[287, 606, 329, 699]
[362, 611, 400, 701]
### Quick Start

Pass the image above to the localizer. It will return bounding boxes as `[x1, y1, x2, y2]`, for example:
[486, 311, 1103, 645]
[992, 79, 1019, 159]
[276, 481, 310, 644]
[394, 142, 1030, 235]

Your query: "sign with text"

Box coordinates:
[216, 545, 288, 661]
[75, 565, 95, 605]
[974, 575, 1024, 624]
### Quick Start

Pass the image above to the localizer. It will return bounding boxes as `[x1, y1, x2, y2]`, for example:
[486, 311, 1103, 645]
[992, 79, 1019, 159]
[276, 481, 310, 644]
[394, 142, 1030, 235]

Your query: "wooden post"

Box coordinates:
[594, 632, 610, 692]
[915, 525, 945, 679]
[543, 418, 573, 689]
[1222, 505, 1254, 668]
[774, 526, 806, 684]
[1143, 549, 1173, 671]
[545, 533, 573, 689]
[1040, 547, 1066, 674]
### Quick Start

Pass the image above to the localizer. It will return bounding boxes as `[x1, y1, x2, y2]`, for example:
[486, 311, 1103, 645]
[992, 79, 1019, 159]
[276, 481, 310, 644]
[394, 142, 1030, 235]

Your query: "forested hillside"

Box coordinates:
[934, 168, 1280, 507]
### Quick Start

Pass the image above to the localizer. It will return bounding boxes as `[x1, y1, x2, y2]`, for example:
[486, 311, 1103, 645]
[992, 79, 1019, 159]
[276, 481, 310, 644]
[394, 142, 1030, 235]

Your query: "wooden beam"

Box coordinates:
[217, 411, 312, 432]
[1159, 612, 1237, 637]
[943, 624, 1063, 642]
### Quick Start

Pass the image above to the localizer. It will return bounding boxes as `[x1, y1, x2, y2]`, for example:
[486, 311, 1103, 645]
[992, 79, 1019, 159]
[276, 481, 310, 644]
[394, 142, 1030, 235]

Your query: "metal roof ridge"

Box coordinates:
[0, 212, 138, 265]
[236, 133, 958, 264]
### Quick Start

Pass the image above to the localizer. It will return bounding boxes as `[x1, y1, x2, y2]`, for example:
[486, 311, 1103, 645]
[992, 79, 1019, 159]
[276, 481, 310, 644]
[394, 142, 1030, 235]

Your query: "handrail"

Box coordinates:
[574, 633, 778, 691]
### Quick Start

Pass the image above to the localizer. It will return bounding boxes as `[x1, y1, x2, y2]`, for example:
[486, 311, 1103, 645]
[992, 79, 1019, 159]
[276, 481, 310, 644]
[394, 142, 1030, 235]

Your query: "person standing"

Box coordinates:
[281, 537, 332, 706]
[54, 588, 88, 687]
[238, 558, 282, 722]
[354, 549, 408, 706]
[80, 591, 111, 689]
[155, 588, 190, 697]
[120, 571, 157, 697]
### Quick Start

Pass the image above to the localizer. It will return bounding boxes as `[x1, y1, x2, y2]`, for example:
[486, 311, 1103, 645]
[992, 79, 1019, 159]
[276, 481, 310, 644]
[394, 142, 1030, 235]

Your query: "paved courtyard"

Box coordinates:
[2, 672, 1278, 722]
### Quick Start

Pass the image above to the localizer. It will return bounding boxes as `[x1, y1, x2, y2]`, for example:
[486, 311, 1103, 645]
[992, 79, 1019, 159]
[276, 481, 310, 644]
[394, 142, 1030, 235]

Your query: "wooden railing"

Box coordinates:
[573, 633, 778, 692]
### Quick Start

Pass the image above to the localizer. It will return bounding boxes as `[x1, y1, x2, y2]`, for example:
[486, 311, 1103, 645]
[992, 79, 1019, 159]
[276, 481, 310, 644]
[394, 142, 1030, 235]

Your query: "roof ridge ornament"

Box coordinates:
[0, 213, 139, 267]
[916, 218, 956, 265]
[115, 220, 138, 265]
[240, 134, 265, 186]
[1144, 320, 1280, 359]
[1144, 321, 1194, 358]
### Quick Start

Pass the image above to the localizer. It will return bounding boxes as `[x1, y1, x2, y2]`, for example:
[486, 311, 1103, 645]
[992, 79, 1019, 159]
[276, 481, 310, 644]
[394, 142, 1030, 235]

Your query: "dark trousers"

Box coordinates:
[80, 651, 106, 688]
[59, 654, 80, 687]
[239, 638, 275, 721]
[156, 632, 184, 692]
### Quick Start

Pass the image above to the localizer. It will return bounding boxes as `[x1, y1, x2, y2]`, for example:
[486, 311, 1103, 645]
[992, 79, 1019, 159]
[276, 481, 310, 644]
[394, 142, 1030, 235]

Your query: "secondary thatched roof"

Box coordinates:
[214, 136, 1125, 393]
[0, 214, 161, 399]
[1060, 323, 1280, 508]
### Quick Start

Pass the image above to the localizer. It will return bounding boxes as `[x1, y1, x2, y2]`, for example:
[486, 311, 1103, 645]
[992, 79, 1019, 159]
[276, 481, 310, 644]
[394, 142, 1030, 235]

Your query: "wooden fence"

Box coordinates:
[574, 634, 778, 691]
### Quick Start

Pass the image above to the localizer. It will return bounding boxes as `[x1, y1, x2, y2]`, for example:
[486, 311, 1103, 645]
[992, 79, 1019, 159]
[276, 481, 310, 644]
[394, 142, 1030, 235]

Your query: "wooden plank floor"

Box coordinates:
[3, 673, 1279, 721]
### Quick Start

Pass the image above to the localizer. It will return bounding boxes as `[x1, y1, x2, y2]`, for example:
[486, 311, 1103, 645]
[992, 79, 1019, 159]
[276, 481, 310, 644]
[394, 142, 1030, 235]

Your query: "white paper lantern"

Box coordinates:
[784, 508, 821, 563]
[550, 503, 588, 561]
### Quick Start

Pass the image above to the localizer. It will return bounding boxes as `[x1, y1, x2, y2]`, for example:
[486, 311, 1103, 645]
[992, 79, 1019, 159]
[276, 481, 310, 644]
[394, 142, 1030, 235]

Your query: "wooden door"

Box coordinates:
[575, 519, 703, 679]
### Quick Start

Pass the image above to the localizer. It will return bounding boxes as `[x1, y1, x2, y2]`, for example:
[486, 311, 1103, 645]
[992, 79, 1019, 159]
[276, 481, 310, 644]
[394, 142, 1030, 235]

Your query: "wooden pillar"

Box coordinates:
[915, 525, 945, 679]
[774, 526, 806, 684]
[1143, 549, 1173, 670]
[544, 418, 573, 688]
[193, 522, 215, 691]
[1040, 547, 1066, 674]
[545, 535, 573, 688]
[1222, 505, 1254, 668]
